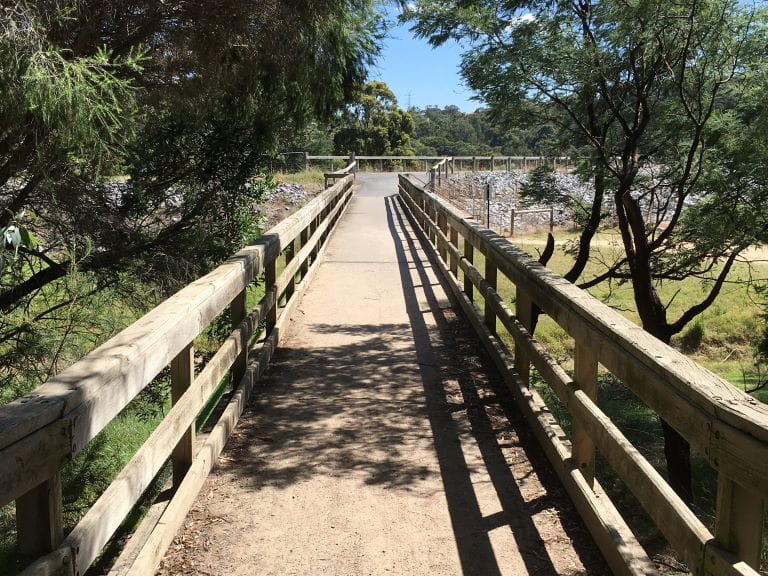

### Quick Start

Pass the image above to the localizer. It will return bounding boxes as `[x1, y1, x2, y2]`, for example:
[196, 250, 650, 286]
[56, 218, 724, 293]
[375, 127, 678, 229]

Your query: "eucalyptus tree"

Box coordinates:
[333, 80, 416, 155]
[404, 0, 768, 503]
[0, 0, 383, 395]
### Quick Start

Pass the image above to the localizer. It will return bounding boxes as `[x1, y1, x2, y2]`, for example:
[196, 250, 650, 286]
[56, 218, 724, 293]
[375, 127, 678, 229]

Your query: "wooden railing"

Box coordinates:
[0, 175, 355, 576]
[323, 158, 358, 189]
[306, 154, 571, 173]
[428, 157, 453, 187]
[398, 174, 767, 576]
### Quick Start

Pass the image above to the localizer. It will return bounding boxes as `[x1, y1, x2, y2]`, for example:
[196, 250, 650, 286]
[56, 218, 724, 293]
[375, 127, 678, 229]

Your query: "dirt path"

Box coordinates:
[158, 173, 608, 575]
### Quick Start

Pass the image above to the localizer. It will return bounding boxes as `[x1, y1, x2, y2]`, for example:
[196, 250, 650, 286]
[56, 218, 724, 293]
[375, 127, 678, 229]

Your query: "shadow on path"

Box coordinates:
[202, 188, 608, 575]
[383, 194, 607, 575]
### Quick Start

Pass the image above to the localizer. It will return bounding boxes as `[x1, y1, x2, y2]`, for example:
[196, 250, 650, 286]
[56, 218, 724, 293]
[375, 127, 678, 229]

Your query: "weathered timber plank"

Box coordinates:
[16, 474, 63, 556]
[1, 420, 71, 508]
[572, 340, 598, 487]
[715, 475, 764, 568]
[171, 344, 195, 487]
[18, 293, 275, 576]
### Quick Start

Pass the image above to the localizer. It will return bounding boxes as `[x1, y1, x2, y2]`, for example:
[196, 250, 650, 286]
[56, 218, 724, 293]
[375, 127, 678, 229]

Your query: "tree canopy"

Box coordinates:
[0, 0, 383, 395]
[404, 0, 768, 502]
[333, 80, 415, 155]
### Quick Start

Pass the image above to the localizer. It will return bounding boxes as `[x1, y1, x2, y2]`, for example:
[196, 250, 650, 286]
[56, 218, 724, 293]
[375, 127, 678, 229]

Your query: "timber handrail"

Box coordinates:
[0, 175, 355, 576]
[323, 159, 357, 189]
[428, 156, 453, 187]
[306, 154, 572, 173]
[398, 174, 767, 576]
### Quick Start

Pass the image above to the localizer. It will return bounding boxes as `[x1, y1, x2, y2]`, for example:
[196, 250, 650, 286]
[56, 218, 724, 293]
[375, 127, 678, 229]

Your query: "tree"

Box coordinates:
[333, 81, 415, 155]
[405, 0, 768, 503]
[0, 1, 383, 395]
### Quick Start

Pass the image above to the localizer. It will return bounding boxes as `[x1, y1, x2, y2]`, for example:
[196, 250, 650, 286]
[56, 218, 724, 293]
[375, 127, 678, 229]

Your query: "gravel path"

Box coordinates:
[158, 173, 608, 576]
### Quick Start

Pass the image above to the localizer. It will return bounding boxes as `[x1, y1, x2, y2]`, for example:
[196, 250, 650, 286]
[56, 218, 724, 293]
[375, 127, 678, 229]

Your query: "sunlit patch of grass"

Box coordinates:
[273, 168, 325, 194]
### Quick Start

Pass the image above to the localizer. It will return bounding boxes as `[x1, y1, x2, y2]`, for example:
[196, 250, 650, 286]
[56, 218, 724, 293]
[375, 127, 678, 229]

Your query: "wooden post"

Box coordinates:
[449, 226, 459, 278]
[485, 257, 497, 335]
[473, 156, 478, 172]
[510, 208, 516, 238]
[464, 239, 474, 302]
[231, 289, 247, 387]
[515, 290, 533, 387]
[266, 259, 277, 333]
[284, 239, 295, 303]
[715, 476, 765, 568]
[490, 155, 494, 171]
[309, 216, 319, 267]
[429, 202, 437, 245]
[300, 226, 310, 281]
[16, 475, 63, 555]
[171, 343, 195, 488]
[437, 212, 448, 263]
[550, 207, 555, 232]
[572, 340, 598, 487]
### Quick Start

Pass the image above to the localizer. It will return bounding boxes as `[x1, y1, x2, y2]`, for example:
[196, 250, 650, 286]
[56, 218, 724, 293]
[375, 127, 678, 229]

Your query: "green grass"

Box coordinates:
[506, 234, 767, 385]
[274, 168, 325, 194]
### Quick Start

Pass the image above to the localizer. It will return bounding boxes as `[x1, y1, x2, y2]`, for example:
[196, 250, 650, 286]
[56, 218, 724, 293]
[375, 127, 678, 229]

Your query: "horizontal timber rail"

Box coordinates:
[323, 158, 357, 189]
[0, 175, 355, 576]
[429, 157, 453, 187]
[398, 174, 768, 576]
[306, 154, 572, 173]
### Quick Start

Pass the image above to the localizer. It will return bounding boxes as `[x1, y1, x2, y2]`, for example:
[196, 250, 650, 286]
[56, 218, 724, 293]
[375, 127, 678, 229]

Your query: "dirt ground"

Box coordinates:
[157, 174, 610, 575]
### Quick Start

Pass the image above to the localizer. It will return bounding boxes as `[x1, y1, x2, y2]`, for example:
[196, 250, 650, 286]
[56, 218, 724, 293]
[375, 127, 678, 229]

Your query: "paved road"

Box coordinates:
[160, 173, 607, 575]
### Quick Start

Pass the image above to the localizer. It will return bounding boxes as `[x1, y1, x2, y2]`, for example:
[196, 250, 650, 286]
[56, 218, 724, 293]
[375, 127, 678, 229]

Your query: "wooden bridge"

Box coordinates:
[1, 168, 767, 575]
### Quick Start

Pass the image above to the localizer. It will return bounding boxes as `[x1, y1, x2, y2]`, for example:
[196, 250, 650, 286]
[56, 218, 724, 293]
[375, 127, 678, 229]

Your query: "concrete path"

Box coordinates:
[159, 173, 607, 575]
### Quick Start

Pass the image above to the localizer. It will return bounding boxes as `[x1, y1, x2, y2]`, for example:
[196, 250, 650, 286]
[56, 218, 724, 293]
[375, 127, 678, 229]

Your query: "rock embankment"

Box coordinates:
[255, 182, 311, 229]
[437, 171, 593, 232]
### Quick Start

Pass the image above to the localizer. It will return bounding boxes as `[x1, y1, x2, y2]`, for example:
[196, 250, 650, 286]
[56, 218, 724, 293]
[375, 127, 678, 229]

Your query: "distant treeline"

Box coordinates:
[283, 82, 565, 158]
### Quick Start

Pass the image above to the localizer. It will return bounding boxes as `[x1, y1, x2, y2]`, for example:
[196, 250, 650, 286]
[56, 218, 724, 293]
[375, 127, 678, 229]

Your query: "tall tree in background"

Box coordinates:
[334, 80, 415, 155]
[405, 0, 768, 503]
[0, 0, 383, 395]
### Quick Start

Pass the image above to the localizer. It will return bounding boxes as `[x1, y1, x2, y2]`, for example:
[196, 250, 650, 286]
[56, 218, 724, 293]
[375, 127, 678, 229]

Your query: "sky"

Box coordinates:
[371, 10, 482, 113]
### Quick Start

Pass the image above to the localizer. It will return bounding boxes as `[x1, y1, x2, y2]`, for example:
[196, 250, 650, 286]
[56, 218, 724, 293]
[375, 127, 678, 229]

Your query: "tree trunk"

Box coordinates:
[616, 186, 694, 505]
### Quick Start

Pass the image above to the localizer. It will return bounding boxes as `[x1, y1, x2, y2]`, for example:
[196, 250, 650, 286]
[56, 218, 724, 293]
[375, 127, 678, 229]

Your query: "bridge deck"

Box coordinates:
[159, 174, 608, 575]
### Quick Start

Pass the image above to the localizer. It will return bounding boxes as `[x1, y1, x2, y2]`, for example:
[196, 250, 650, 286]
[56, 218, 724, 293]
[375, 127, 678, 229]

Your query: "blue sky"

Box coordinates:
[371, 11, 482, 113]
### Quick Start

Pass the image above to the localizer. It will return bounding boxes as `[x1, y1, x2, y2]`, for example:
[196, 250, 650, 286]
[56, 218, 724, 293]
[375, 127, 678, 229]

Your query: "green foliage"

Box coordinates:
[405, 0, 768, 339]
[409, 103, 564, 156]
[333, 81, 415, 155]
[0, 0, 385, 398]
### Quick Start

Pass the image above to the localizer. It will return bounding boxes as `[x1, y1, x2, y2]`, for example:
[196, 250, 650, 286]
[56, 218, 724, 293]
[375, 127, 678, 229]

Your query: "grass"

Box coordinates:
[273, 168, 325, 194]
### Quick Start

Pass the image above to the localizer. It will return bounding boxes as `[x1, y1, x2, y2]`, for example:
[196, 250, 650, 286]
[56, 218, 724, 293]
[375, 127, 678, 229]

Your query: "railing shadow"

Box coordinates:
[383, 193, 609, 575]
